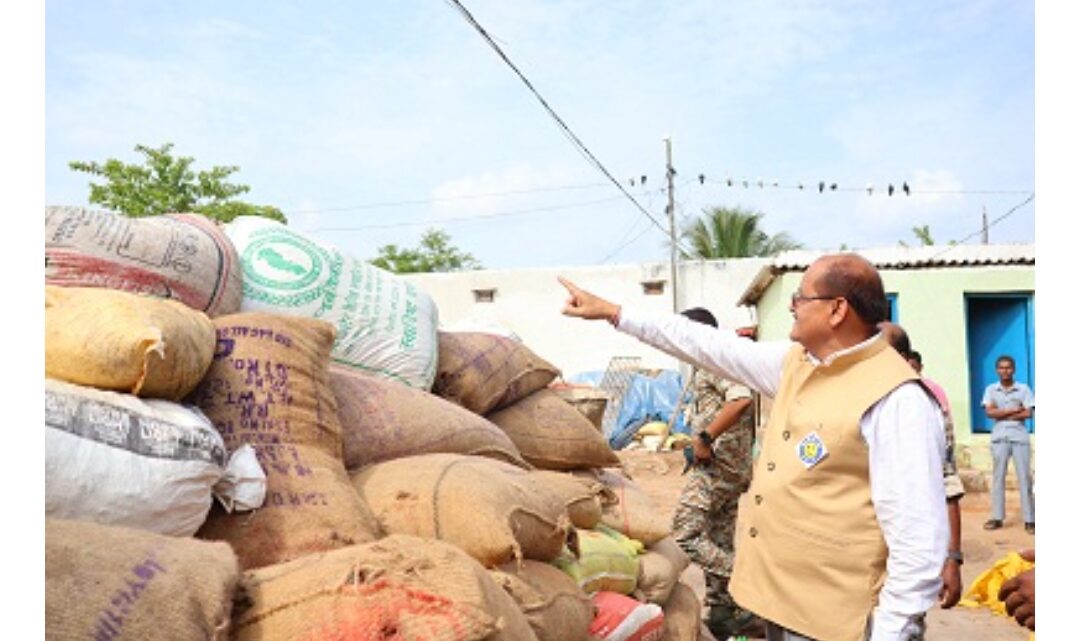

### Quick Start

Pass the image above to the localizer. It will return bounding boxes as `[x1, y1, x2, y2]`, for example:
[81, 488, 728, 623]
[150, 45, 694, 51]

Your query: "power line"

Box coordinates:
[930, 194, 1035, 259]
[299, 193, 637, 233]
[282, 181, 612, 215]
[698, 177, 1030, 197]
[443, 0, 693, 256]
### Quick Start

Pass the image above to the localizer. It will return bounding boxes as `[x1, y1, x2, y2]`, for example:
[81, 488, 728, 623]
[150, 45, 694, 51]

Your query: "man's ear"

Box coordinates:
[828, 297, 848, 328]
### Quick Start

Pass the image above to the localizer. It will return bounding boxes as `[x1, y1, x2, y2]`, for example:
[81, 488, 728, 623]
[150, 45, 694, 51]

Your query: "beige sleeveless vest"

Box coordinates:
[729, 336, 918, 641]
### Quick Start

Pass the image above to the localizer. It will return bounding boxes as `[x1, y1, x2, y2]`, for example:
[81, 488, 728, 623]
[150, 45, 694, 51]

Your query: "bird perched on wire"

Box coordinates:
[903, 182, 911, 196]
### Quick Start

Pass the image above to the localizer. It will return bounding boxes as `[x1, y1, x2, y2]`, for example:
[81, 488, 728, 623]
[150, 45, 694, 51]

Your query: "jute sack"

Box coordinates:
[489, 559, 594, 641]
[45, 285, 216, 400]
[487, 388, 621, 471]
[45, 206, 242, 317]
[232, 535, 538, 641]
[661, 582, 702, 641]
[633, 537, 691, 606]
[432, 331, 560, 415]
[530, 470, 615, 530]
[224, 216, 439, 389]
[46, 517, 239, 641]
[574, 469, 672, 546]
[190, 312, 381, 569]
[329, 365, 528, 471]
[352, 453, 569, 567]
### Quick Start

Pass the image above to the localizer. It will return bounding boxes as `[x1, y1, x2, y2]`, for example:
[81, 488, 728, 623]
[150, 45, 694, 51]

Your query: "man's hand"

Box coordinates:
[939, 559, 962, 608]
[998, 549, 1035, 631]
[692, 436, 713, 463]
[558, 277, 621, 322]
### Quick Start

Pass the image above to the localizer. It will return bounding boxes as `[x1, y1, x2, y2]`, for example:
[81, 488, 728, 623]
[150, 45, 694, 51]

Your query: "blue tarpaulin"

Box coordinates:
[568, 369, 690, 449]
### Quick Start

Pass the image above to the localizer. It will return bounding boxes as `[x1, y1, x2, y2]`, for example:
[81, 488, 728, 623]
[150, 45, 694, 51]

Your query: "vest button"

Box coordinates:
[782, 430, 791, 440]
[767, 461, 776, 471]
[754, 494, 763, 505]
[749, 527, 758, 537]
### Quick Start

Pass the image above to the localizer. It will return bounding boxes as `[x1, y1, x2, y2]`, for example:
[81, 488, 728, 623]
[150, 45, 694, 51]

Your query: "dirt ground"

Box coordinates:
[618, 449, 1033, 641]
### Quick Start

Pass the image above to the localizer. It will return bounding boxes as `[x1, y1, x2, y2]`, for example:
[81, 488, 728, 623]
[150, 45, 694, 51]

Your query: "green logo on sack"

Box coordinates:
[242, 230, 325, 292]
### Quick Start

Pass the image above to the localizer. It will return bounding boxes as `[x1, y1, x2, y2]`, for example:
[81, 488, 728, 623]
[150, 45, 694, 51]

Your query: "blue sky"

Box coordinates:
[45, 0, 1034, 269]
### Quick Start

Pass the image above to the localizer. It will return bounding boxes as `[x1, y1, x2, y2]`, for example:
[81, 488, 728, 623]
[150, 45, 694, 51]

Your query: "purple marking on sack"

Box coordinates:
[91, 555, 166, 640]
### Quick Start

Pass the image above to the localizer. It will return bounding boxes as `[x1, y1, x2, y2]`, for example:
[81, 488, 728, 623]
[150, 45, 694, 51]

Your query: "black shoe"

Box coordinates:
[706, 605, 761, 640]
[705, 606, 736, 640]
[984, 519, 1003, 530]
[1025, 522, 1035, 534]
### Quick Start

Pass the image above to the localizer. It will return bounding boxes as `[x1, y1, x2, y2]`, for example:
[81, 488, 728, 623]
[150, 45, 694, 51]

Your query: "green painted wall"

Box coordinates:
[754, 264, 1035, 472]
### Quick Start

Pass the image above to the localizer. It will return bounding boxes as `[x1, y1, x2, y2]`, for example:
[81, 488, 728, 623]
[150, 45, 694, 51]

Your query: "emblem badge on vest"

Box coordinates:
[796, 431, 829, 469]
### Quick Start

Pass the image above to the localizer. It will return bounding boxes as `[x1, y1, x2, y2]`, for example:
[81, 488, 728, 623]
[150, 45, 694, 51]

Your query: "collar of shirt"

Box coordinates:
[805, 332, 882, 367]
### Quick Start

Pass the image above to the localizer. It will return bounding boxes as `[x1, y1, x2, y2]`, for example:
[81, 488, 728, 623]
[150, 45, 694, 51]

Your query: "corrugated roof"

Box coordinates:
[738, 243, 1035, 305]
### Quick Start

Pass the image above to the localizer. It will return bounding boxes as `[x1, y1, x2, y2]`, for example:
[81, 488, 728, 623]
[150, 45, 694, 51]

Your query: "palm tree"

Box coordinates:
[899, 224, 938, 247]
[677, 206, 803, 258]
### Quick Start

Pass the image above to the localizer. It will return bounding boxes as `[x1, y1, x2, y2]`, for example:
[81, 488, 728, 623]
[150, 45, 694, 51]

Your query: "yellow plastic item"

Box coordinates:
[663, 433, 693, 451]
[636, 421, 670, 438]
[958, 551, 1035, 617]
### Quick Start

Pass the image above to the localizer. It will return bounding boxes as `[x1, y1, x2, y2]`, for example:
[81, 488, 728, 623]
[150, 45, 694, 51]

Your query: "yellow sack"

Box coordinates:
[555, 524, 643, 595]
[636, 421, 670, 439]
[958, 551, 1035, 616]
[45, 285, 216, 400]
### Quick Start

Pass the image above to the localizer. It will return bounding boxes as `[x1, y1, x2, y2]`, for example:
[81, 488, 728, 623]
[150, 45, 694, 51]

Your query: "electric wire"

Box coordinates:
[300, 193, 636, 233]
[443, 0, 692, 256]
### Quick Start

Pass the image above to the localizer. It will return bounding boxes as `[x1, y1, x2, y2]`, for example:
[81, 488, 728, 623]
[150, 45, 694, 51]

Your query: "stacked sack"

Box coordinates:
[44, 208, 705, 640]
[44, 207, 265, 641]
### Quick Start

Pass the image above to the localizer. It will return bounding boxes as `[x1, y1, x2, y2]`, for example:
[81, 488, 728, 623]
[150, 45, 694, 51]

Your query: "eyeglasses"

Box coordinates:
[791, 291, 841, 306]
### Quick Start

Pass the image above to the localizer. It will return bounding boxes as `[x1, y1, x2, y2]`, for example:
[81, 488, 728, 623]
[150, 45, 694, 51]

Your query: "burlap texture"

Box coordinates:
[487, 389, 621, 471]
[529, 470, 611, 530]
[45, 517, 239, 641]
[489, 560, 594, 641]
[329, 365, 528, 471]
[45, 285, 216, 400]
[45, 207, 243, 317]
[661, 582, 702, 641]
[351, 453, 569, 567]
[574, 469, 672, 546]
[633, 537, 691, 605]
[231, 535, 538, 641]
[190, 312, 381, 569]
[433, 331, 560, 415]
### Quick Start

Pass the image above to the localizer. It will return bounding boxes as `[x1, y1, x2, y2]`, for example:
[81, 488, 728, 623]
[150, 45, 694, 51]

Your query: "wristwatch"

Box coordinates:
[946, 550, 964, 565]
[697, 431, 714, 446]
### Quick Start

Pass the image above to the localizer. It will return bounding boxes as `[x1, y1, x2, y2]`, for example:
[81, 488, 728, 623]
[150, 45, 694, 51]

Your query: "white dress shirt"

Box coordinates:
[617, 308, 948, 641]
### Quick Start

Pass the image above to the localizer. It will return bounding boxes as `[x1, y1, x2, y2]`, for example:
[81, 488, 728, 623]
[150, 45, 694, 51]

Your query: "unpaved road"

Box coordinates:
[619, 450, 1032, 640]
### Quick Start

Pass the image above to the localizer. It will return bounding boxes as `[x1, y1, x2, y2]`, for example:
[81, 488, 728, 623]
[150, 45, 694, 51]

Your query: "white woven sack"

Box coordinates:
[224, 216, 439, 389]
[44, 379, 265, 537]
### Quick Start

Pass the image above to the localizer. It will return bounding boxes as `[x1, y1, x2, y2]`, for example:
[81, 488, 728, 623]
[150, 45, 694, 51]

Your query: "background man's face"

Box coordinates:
[996, 360, 1015, 383]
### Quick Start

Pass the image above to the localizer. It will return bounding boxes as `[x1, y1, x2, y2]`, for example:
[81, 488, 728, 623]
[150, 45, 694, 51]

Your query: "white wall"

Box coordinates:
[404, 258, 766, 379]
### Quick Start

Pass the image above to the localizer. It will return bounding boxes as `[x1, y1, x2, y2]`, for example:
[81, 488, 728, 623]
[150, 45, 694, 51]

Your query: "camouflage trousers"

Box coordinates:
[671, 457, 750, 612]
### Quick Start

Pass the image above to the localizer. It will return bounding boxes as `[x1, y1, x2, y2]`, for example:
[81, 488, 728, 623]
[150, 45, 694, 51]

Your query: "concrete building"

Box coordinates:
[405, 258, 766, 379]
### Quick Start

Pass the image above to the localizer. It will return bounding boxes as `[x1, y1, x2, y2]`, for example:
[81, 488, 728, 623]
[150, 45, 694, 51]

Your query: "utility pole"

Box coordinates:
[664, 136, 678, 312]
[981, 205, 989, 244]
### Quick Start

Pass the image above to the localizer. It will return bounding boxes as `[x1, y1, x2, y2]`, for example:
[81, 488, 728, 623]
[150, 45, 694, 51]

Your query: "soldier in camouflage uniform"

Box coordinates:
[669, 309, 760, 640]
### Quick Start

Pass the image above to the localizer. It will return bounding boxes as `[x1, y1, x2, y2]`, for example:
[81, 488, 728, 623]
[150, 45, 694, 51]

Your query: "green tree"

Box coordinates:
[371, 228, 482, 273]
[899, 224, 937, 247]
[69, 142, 287, 224]
[678, 206, 802, 258]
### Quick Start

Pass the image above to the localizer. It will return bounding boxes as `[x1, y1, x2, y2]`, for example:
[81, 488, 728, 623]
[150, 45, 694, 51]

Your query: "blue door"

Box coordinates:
[966, 294, 1035, 434]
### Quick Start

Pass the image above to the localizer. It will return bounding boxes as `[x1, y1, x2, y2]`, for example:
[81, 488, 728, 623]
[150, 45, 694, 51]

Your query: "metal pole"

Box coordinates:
[665, 137, 678, 312]
[982, 206, 989, 244]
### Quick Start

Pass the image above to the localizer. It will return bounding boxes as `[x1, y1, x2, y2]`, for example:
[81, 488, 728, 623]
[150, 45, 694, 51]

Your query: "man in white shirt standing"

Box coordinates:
[559, 253, 947, 641]
[982, 354, 1036, 534]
